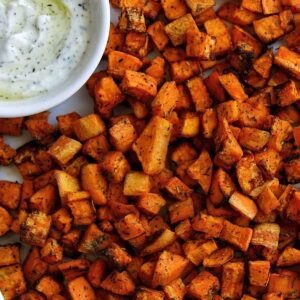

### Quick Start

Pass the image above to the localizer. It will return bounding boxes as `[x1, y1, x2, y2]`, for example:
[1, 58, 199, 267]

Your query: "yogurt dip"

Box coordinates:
[0, 0, 91, 100]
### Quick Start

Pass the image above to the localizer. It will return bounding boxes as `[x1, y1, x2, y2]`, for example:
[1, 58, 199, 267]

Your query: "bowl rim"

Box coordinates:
[0, 0, 110, 118]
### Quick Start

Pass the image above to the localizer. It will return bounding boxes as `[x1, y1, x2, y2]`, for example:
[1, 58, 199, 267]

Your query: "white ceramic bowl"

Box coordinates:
[0, 0, 110, 118]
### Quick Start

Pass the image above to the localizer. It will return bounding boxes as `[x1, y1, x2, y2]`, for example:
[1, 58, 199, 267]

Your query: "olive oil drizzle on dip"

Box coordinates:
[0, 0, 90, 100]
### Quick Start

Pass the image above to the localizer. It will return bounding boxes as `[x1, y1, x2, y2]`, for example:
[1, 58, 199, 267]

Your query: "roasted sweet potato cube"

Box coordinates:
[219, 73, 248, 102]
[94, 77, 125, 119]
[236, 155, 264, 195]
[239, 127, 270, 151]
[107, 51, 143, 79]
[284, 158, 300, 182]
[220, 220, 253, 251]
[187, 150, 213, 194]
[35, 275, 62, 299]
[185, 0, 214, 17]
[251, 223, 280, 249]
[115, 213, 145, 240]
[87, 258, 107, 288]
[105, 23, 125, 56]
[20, 291, 46, 300]
[101, 271, 135, 296]
[168, 198, 194, 224]
[187, 270, 220, 300]
[151, 81, 179, 118]
[204, 18, 232, 56]
[229, 192, 258, 220]
[123, 171, 151, 196]
[170, 59, 200, 83]
[137, 193, 166, 215]
[163, 278, 186, 300]
[249, 261, 271, 287]
[123, 32, 149, 58]
[165, 177, 193, 201]
[216, 101, 239, 123]
[192, 212, 224, 238]
[183, 239, 218, 265]
[163, 47, 187, 62]
[202, 108, 217, 138]
[165, 14, 198, 46]
[82, 134, 110, 162]
[175, 219, 193, 241]
[256, 182, 280, 214]
[262, 0, 281, 14]
[118, 7, 146, 32]
[121, 70, 157, 101]
[58, 258, 90, 281]
[136, 287, 164, 299]
[52, 208, 72, 234]
[186, 77, 212, 112]
[286, 191, 300, 223]
[48, 136, 82, 166]
[0, 117, 23, 136]
[40, 238, 63, 264]
[147, 21, 169, 51]
[171, 142, 197, 166]
[274, 47, 300, 80]
[203, 247, 234, 268]
[241, 0, 262, 13]
[193, 7, 216, 26]
[161, 0, 189, 20]
[0, 181, 21, 210]
[152, 251, 189, 287]
[56, 112, 81, 137]
[68, 276, 96, 300]
[263, 292, 284, 300]
[253, 50, 273, 79]
[0, 141, 16, 166]
[145, 56, 166, 85]
[103, 243, 132, 271]
[0, 244, 20, 267]
[217, 2, 257, 26]
[133, 116, 171, 175]
[221, 262, 245, 299]
[277, 247, 300, 266]
[180, 112, 201, 138]
[267, 273, 293, 296]
[277, 80, 300, 107]
[78, 223, 111, 253]
[21, 211, 52, 247]
[0, 264, 26, 299]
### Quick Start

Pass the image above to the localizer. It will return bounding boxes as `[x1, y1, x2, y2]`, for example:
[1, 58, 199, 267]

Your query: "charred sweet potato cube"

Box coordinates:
[107, 51, 143, 79]
[204, 18, 232, 56]
[238, 127, 270, 151]
[262, 0, 281, 14]
[101, 271, 135, 296]
[152, 251, 189, 287]
[0, 244, 20, 267]
[203, 247, 234, 268]
[187, 150, 212, 194]
[58, 258, 90, 281]
[121, 70, 157, 101]
[217, 2, 257, 26]
[274, 47, 300, 80]
[236, 155, 264, 195]
[221, 262, 245, 299]
[35, 275, 62, 299]
[229, 192, 258, 220]
[219, 73, 248, 102]
[133, 116, 171, 175]
[251, 223, 280, 249]
[187, 270, 220, 299]
[118, 7, 146, 33]
[68, 276, 96, 300]
[56, 112, 81, 138]
[48, 135, 82, 166]
[147, 21, 169, 51]
[168, 198, 194, 224]
[0, 264, 26, 299]
[123, 171, 151, 196]
[0, 181, 21, 209]
[67, 191, 96, 225]
[137, 193, 166, 215]
[192, 212, 224, 238]
[165, 177, 193, 201]
[186, 27, 216, 60]
[115, 213, 145, 240]
[165, 14, 198, 46]
[78, 223, 112, 253]
[105, 23, 125, 56]
[241, 0, 262, 12]
[52, 208, 72, 234]
[161, 0, 189, 20]
[40, 238, 63, 264]
[277, 80, 300, 107]
[21, 211, 52, 247]
[94, 77, 125, 119]
[145, 56, 166, 85]
[183, 239, 218, 265]
[220, 220, 253, 251]
[29, 184, 57, 214]
[103, 243, 132, 270]
[249, 261, 271, 287]
[170, 59, 200, 83]
[186, 77, 212, 112]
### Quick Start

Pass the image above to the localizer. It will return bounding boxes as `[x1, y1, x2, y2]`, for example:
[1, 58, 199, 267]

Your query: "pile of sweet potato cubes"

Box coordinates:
[1, 0, 300, 299]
